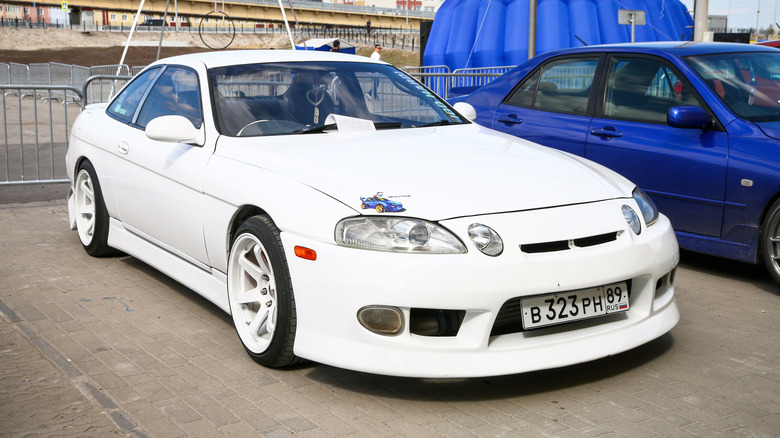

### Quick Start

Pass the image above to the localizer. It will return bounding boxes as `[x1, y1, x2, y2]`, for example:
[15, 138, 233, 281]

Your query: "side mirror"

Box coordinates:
[668, 106, 710, 129]
[146, 115, 204, 146]
[453, 102, 477, 121]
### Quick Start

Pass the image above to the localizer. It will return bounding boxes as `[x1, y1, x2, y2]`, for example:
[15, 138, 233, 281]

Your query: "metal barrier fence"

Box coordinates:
[0, 85, 84, 185]
[0, 62, 143, 106]
[451, 66, 516, 88]
[401, 65, 451, 97]
[83, 75, 134, 104]
[404, 70, 507, 99]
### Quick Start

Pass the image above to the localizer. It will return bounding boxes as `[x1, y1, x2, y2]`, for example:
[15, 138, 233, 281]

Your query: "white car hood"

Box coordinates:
[215, 124, 634, 220]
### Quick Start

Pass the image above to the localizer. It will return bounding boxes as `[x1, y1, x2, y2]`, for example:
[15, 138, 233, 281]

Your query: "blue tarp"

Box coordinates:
[424, 0, 694, 70]
[295, 38, 357, 54]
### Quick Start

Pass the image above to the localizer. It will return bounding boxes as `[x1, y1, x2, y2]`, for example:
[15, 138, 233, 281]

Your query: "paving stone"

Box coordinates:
[2, 200, 780, 438]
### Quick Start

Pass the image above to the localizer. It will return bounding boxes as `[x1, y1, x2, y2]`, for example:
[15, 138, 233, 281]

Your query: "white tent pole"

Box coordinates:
[157, 0, 171, 61]
[118, 0, 145, 73]
[277, 0, 296, 48]
[112, 0, 146, 98]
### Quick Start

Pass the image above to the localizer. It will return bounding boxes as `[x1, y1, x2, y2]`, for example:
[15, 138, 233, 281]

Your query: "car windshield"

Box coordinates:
[685, 51, 780, 122]
[209, 61, 466, 137]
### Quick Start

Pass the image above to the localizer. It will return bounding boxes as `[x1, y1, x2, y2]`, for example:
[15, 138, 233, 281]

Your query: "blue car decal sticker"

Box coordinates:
[360, 192, 406, 213]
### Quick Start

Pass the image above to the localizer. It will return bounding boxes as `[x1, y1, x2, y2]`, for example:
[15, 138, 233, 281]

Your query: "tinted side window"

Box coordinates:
[506, 58, 598, 114]
[137, 67, 202, 129]
[107, 67, 161, 123]
[603, 57, 701, 123]
[505, 69, 540, 107]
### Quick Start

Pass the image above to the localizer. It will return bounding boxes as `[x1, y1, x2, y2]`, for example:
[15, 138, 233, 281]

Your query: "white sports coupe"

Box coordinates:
[66, 50, 680, 378]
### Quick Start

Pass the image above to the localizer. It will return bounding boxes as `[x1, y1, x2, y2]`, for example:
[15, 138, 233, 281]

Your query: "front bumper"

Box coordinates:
[282, 199, 680, 378]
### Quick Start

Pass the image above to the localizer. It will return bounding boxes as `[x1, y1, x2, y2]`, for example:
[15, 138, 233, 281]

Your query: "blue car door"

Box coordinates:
[490, 56, 603, 156]
[585, 55, 729, 237]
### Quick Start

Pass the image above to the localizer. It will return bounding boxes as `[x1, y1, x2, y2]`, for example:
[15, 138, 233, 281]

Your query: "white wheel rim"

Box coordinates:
[74, 169, 96, 246]
[228, 233, 277, 354]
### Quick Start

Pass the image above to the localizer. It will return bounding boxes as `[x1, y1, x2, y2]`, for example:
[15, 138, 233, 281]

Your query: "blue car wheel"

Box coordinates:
[760, 199, 780, 285]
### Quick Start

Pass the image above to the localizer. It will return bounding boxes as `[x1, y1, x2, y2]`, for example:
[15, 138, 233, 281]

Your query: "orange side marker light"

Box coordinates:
[294, 246, 317, 261]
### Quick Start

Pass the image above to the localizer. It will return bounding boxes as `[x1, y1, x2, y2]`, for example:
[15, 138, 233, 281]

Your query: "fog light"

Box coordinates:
[468, 223, 503, 256]
[357, 306, 404, 335]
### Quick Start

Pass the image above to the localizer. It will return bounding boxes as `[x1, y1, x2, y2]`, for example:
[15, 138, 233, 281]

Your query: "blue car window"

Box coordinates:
[518, 57, 598, 114]
[603, 57, 700, 124]
[505, 69, 540, 107]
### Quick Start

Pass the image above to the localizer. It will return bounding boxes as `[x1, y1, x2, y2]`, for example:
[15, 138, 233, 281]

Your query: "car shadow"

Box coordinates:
[116, 255, 233, 324]
[678, 249, 778, 295]
[296, 333, 676, 400]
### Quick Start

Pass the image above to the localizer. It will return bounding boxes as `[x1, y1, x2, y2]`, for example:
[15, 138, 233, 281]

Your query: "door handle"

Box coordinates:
[118, 142, 129, 155]
[590, 128, 623, 138]
[497, 114, 522, 125]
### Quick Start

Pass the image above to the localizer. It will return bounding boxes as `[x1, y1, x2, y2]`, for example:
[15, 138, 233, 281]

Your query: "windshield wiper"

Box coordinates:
[373, 122, 403, 129]
[294, 123, 338, 134]
[414, 120, 454, 128]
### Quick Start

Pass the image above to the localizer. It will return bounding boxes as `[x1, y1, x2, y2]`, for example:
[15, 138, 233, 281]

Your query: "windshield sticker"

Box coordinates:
[360, 192, 406, 213]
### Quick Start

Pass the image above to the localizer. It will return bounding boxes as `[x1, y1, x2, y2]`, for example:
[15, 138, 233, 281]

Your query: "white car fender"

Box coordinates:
[202, 154, 358, 273]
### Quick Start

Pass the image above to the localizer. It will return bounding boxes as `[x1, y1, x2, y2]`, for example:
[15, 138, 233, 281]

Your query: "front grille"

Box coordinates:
[491, 279, 632, 336]
[520, 231, 620, 254]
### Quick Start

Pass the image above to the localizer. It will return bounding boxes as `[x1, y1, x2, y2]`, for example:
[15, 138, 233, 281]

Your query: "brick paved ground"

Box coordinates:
[0, 200, 778, 437]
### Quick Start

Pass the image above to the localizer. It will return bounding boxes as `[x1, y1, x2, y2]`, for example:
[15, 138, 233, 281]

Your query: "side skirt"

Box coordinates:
[107, 218, 230, 313]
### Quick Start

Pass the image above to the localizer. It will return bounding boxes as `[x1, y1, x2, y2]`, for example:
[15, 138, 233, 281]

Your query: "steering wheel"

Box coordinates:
[236, 120, 269, 137]
[236, 119, 305, 137]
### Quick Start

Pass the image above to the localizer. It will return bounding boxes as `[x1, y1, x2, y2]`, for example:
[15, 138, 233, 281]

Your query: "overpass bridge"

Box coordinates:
[55, 0, 434, 30]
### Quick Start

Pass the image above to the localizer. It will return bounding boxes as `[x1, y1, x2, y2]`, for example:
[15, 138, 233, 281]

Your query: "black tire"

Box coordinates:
[227, 215, 301, 367]
[759, 198, 780, 286]
[73, 160, 116, 257]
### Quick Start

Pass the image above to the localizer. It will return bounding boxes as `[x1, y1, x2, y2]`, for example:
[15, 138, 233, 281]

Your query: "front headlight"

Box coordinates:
[633, 188, 659, 227]
[623, 188, 660, 235]
[335, 217, 467, 254]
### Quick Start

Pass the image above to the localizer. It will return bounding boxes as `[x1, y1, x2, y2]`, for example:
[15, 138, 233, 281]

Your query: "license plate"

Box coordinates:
[521, 282, 629, 329]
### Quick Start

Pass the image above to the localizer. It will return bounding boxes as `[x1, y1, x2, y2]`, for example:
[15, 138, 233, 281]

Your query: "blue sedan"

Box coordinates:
[450, 42, 780, 285]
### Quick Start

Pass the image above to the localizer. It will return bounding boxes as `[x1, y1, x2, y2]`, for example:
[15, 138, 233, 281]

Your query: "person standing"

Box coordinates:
[369, 44, 382, 99]
[370, 44, 382, 61]
[331, 40, 340, 52]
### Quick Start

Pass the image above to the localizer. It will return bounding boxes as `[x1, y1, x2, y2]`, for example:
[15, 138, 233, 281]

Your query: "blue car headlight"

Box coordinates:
[335, 217, 467, 253]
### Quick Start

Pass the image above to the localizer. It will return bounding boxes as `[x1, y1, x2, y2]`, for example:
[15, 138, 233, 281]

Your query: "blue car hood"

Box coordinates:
[757, 121, 780, 141]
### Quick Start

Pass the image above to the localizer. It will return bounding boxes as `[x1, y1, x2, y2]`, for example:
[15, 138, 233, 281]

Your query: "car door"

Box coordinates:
[110, 65, 213, 266]
[490, 55, 603, 156]
[586, 54, 729, 237]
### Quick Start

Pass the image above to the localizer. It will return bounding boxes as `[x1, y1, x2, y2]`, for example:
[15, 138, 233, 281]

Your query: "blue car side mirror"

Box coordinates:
[668, 106, 710, 129]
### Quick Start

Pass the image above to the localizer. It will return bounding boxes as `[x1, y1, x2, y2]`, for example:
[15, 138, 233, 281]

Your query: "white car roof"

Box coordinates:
[149, 49, 380, 69]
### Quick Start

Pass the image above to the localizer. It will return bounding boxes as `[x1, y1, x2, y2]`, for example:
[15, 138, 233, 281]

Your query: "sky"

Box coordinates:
[679, 0, 780, 31]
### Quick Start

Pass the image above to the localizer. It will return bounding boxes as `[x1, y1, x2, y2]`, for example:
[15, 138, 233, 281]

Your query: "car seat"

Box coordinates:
[284, 71, 334, 125]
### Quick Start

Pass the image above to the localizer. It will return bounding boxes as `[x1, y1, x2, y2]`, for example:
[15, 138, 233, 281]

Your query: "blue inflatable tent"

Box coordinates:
[424, 0, 693, 70]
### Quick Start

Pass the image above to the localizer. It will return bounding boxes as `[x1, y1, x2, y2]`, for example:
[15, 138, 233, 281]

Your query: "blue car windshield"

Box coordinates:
[685, 52, 780, 122]
[209, 61, 466, 137]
